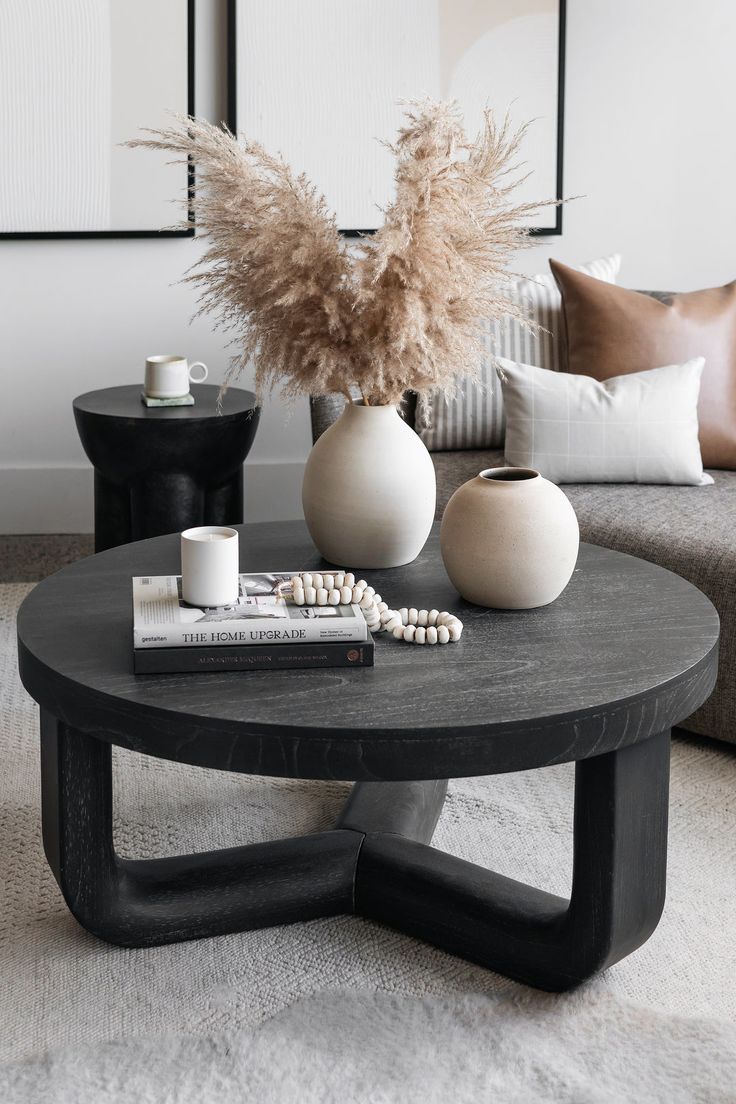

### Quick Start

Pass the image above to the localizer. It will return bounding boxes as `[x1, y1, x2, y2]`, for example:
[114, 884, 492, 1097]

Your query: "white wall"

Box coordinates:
[0, 0, 311, 533]
[2, 0, 735, 533]
[519, 0, 736, 290]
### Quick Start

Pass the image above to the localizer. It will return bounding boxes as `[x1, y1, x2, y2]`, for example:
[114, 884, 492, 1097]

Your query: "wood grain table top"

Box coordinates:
[17, 522, 719, 781]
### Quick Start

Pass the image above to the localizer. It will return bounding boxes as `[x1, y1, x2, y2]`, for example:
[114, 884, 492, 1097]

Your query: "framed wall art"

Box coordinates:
[0, 0, 194, 239]
[228, 0, 565, 236]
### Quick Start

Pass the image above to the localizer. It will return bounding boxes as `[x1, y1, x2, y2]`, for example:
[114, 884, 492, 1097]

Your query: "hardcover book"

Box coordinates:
[134, 639, 374, 674]
[132, 573, 368, 650]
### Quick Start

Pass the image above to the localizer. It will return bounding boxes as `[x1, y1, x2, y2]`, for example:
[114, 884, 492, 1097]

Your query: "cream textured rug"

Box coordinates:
[3, 989, 736, 1104]
[2, 583, 736, 1099]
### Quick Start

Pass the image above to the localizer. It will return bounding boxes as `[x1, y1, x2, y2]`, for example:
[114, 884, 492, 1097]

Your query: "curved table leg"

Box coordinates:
[204, 468, 244, 526]
[353, 731, 670, 991]
[40, 713, 361, 948]
[94, 472, 132, 554]
[39, 711, 670, 988]
[129, 472, 206, 543]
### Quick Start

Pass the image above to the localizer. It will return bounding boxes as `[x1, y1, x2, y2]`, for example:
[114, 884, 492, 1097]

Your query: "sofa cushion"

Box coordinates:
[550, 259, 736, 469]
[497, 356, 711, 486]
[415, 255, 622, 453]
[432, 449, 735, 745]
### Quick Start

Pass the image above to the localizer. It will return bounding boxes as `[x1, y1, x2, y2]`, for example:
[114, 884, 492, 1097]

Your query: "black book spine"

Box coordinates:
[134, 640, 374, 674]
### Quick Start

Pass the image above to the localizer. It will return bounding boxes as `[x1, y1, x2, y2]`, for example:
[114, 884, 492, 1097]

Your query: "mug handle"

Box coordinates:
[189, 361, 208, 384]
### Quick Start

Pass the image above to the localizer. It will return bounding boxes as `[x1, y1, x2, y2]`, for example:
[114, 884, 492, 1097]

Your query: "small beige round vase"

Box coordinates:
[440, 467, 579, 609]
[302, 402, 436, 568]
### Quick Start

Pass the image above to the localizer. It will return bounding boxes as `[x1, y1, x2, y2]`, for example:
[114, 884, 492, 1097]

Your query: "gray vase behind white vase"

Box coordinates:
[302, 403, 436, 569]
[440, 467, 579, 608]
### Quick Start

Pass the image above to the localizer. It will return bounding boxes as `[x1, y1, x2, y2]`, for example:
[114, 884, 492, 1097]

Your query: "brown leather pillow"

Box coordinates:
[550, 258, 736, 469]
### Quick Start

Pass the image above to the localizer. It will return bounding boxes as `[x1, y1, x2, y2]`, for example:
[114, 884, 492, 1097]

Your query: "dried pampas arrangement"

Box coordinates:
[129, 100, 550, 407]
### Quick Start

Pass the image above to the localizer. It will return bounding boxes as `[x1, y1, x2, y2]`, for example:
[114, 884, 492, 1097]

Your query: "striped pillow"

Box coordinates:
[416, 255, 622, 451]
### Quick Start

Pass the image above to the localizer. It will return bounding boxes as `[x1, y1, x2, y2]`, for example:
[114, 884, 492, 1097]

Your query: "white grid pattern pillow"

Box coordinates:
[416, 254, 622, 451]
[497, 357, 713, 486]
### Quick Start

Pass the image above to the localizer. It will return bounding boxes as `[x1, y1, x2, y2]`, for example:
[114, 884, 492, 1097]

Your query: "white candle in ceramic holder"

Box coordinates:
[180, 526, 239, 608]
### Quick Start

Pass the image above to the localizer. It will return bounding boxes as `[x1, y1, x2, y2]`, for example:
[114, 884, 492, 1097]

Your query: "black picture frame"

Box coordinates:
[227, 0, 565, 237]
[0, 0, 196, 241]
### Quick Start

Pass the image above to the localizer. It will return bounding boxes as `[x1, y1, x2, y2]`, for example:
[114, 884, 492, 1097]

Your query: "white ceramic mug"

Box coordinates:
[181, 526, 239, 607]
[144, 355, 208, 399]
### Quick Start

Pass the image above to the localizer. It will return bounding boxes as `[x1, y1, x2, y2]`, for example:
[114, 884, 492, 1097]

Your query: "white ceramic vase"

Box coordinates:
[302, 403, 436, 568]
[440, 467, 579, 608]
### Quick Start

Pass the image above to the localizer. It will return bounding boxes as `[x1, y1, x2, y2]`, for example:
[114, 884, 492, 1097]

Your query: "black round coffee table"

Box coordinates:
[17, 522, 719, 991]
[73, 384, 259, 551]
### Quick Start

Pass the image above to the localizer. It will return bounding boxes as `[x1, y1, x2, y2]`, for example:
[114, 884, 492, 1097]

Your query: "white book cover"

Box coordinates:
[133, 572, 368, 649]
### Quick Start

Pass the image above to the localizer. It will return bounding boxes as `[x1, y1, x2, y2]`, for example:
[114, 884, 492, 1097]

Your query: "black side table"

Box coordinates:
[74, 384, 259, 551]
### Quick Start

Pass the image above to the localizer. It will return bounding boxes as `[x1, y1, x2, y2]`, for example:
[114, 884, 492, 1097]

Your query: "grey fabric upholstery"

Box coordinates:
[309, 394, 351, 442]
[432, 448, 735, 745]
[309, 392, 418, 441]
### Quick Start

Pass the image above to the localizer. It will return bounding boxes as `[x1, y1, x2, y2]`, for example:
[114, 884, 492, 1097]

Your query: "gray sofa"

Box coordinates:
[310, 395, 735, 747]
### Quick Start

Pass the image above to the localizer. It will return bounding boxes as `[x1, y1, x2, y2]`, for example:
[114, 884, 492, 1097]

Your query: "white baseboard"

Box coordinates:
[0, 461, 306, 534]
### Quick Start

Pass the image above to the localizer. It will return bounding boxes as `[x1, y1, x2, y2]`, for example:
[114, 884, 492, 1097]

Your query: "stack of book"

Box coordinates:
[132, 572, 373, 674]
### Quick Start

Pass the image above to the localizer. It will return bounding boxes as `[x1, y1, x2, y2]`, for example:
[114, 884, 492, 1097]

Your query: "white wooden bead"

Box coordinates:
[291, 576, 466, 644]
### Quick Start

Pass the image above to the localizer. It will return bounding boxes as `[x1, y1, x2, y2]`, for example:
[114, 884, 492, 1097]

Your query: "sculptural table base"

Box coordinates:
[40, 713, 670, 992]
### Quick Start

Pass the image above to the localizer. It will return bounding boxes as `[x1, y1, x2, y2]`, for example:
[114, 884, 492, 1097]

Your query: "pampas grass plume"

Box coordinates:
[129, 100, 552, 407]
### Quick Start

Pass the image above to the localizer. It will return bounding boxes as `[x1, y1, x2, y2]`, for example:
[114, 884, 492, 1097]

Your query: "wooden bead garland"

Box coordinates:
[278, 572, 463, 645]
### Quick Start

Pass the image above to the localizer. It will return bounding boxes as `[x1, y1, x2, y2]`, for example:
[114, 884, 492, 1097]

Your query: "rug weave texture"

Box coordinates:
[3, 989, 736, 1104]
[1, 583, 735, 1087]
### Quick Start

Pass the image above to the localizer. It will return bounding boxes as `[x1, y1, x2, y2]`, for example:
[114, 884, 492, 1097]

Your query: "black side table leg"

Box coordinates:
[40, 713, 361, 948]
[94, 471, 132, 553]
[205, 467, 244, 526]
[130, 472, 206, 542]
[352, 731, 671, 991]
